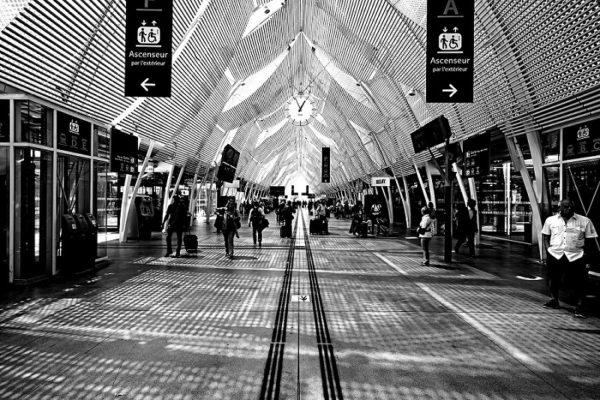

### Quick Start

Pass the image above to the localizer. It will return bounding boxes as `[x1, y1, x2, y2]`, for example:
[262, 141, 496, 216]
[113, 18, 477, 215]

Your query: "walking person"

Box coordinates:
[370, 199, 383, 235]
[453, 203, 469, 255]
[248, 201, 265, 247]
[455, 198, 478, 257]
[161, 195, 187, 257]
[418, 206, 434, 265]
[221, 200, 241, 259]
[542, 198, 597, 318]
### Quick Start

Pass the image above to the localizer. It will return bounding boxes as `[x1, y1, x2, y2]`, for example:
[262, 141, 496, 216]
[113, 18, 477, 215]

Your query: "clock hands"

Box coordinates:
[298, 98, 308, 111]
[294, 96, 301, 109]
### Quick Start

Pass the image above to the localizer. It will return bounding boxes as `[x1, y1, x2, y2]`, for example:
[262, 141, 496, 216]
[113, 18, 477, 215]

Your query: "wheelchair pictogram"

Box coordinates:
[438, 27, 462, 54]
[137, 20, 161, 46]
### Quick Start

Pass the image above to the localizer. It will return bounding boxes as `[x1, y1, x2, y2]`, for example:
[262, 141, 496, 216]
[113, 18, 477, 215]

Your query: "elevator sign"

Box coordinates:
[125, 0, 173, 97]
[426, 0, 474, 103]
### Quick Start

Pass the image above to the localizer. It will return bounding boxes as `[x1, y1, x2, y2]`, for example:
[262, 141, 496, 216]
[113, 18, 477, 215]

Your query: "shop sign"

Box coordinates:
[125, 0, 173, 97]
[270, 186, 285, 196]
[371, 177, 390, 187]
[463, 130, 490, 178]
[426, 0, 474, 103]
[322, 147, 330, 183]
[57, 112, 91, 155]
[110, 128, 138, 174]
[0, 100, 8, 142]
[563, 119, 600, 160]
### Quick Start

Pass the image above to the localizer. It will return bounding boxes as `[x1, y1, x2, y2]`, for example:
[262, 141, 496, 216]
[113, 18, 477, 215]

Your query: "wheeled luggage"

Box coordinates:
[183, 234, 199, 255]
[309, 218, 321, 235]
[358, 221, 369, 237]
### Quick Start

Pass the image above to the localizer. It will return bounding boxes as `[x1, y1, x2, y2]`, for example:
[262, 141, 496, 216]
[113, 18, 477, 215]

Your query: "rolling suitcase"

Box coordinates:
[280, 225, 288, 238]
[183, 233, 199, 255]
[309, 218, 321, 235]
[358, 221, 369, 237]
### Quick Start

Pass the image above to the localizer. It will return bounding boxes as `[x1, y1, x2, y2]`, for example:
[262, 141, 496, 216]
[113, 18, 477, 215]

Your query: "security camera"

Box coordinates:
[408, 89, 415, 96]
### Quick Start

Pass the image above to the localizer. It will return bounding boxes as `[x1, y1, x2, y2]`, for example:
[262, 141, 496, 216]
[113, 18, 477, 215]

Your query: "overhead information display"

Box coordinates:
[426, 0, 474, 103]
[125, 0, 173, 97]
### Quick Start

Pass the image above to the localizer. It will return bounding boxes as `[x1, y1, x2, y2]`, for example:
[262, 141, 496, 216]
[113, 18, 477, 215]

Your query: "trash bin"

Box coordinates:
[84, 213, 98, 263]
[61, 214, 80, 272]
[73, 213, 92, 270]
[138, 196, 155, 240]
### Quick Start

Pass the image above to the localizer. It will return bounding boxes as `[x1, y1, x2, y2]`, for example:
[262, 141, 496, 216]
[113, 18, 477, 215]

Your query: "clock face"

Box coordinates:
[287, 96, 315, 125]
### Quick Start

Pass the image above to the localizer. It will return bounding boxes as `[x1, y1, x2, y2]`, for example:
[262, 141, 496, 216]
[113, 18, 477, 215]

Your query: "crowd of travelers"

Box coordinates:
[164, 193, 598, 317]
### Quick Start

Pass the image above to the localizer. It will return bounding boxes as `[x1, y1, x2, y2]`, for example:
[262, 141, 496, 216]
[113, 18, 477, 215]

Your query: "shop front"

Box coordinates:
[0, 94, 111, 284]
[541, 118, 600, 253]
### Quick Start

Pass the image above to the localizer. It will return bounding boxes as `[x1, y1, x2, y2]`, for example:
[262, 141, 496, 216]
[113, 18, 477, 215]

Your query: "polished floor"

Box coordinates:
[1, 210, 599, 399]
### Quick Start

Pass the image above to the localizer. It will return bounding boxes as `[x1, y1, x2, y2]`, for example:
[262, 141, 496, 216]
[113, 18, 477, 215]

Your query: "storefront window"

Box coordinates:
[16, 100, 53, 146]
[95, 161, 109, 257]
[564, 160, 600, 251]
[94, 125, 110, 159]
[541, 130, 560, 163]
[0, 148, 9, 284]
[0, 100, 9, 142]
[543, 166, 560, 218]
[478, 163, 533, 242]
[14, 148, 53, 278]
[57, 155, 90, 269]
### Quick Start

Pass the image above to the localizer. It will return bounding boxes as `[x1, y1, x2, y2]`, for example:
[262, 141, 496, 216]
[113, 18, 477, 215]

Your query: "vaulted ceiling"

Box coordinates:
[1, 0, 600, 193]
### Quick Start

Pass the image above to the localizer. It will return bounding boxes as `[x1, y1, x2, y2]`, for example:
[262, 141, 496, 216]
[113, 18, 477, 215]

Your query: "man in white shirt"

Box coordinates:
[541, 198, 597, 318]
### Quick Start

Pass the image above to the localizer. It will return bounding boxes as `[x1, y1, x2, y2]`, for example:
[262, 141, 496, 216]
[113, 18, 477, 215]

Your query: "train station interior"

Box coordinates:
[1, 0, 600, 398]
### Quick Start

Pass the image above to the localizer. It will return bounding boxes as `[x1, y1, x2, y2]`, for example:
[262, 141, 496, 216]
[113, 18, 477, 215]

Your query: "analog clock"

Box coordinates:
[287, 96, 315, 126]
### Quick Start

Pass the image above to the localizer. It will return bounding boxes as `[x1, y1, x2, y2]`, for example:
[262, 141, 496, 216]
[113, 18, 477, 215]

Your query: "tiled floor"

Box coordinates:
[1, 209, 599, 399]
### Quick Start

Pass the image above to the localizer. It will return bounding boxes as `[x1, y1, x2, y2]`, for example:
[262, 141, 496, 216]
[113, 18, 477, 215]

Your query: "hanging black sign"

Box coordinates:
[563, 118, 600, 160]
[216, 144, 240, 183]
[125, 0, 173, 97]
[410, 115, 452, 153]
[322, 147, 330, 183]
[110, 128, 139, 174]
[270, 186, 285, 196]
[426, 0, 474, 103]
[463, 131, 490, 178]
[57, 112, 91, 155]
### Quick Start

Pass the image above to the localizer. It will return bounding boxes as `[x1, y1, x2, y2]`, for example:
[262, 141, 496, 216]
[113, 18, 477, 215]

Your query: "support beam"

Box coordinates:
[426, 162, 436, 207]
[120, 140, 155, 243]
[403, 175, 412, 229]
[118, 174, 133, 243]
[414, 164, 430, 205]
[162, 164, 175, 220]
[453, 162, 469, 203]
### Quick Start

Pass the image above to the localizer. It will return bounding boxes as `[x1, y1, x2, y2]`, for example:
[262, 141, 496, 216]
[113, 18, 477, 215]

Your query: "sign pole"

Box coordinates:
[444, 136, 452, 263]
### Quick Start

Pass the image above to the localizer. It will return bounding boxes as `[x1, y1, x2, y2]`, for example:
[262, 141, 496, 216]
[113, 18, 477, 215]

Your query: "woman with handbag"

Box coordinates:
[418, 206, 434, 265]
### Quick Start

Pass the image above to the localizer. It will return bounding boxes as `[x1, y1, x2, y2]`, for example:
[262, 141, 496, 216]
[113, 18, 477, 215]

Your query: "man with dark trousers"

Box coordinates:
[162, 195, 187, 257]
[542, 198, 597, 318]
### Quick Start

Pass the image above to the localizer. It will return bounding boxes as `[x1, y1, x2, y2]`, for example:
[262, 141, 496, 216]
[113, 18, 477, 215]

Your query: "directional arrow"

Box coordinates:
[442, 84, 457, 98]
[300, 295, 308, 302]
[140, 78, 156, 92]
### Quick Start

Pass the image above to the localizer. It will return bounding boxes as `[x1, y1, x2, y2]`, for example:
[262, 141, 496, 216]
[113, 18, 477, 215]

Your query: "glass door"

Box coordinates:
[14, 148, 53, 278]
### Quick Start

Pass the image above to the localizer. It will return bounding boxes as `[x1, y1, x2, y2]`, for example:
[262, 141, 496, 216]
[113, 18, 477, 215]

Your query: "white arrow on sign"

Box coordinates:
[442, 84, 457, 98]
[141, 78, 156, 92]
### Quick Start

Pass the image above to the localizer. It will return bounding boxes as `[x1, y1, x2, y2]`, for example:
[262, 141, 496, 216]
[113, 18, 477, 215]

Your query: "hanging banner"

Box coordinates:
[426, 0, 474, 103]
[57, 112, 91, 155]
[125, 0, 173, 97]
[110, 128, 139, 174]
[270, 186, 285, 196]
[322, 147, 330, 183]
[371, 177, 390, 187]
